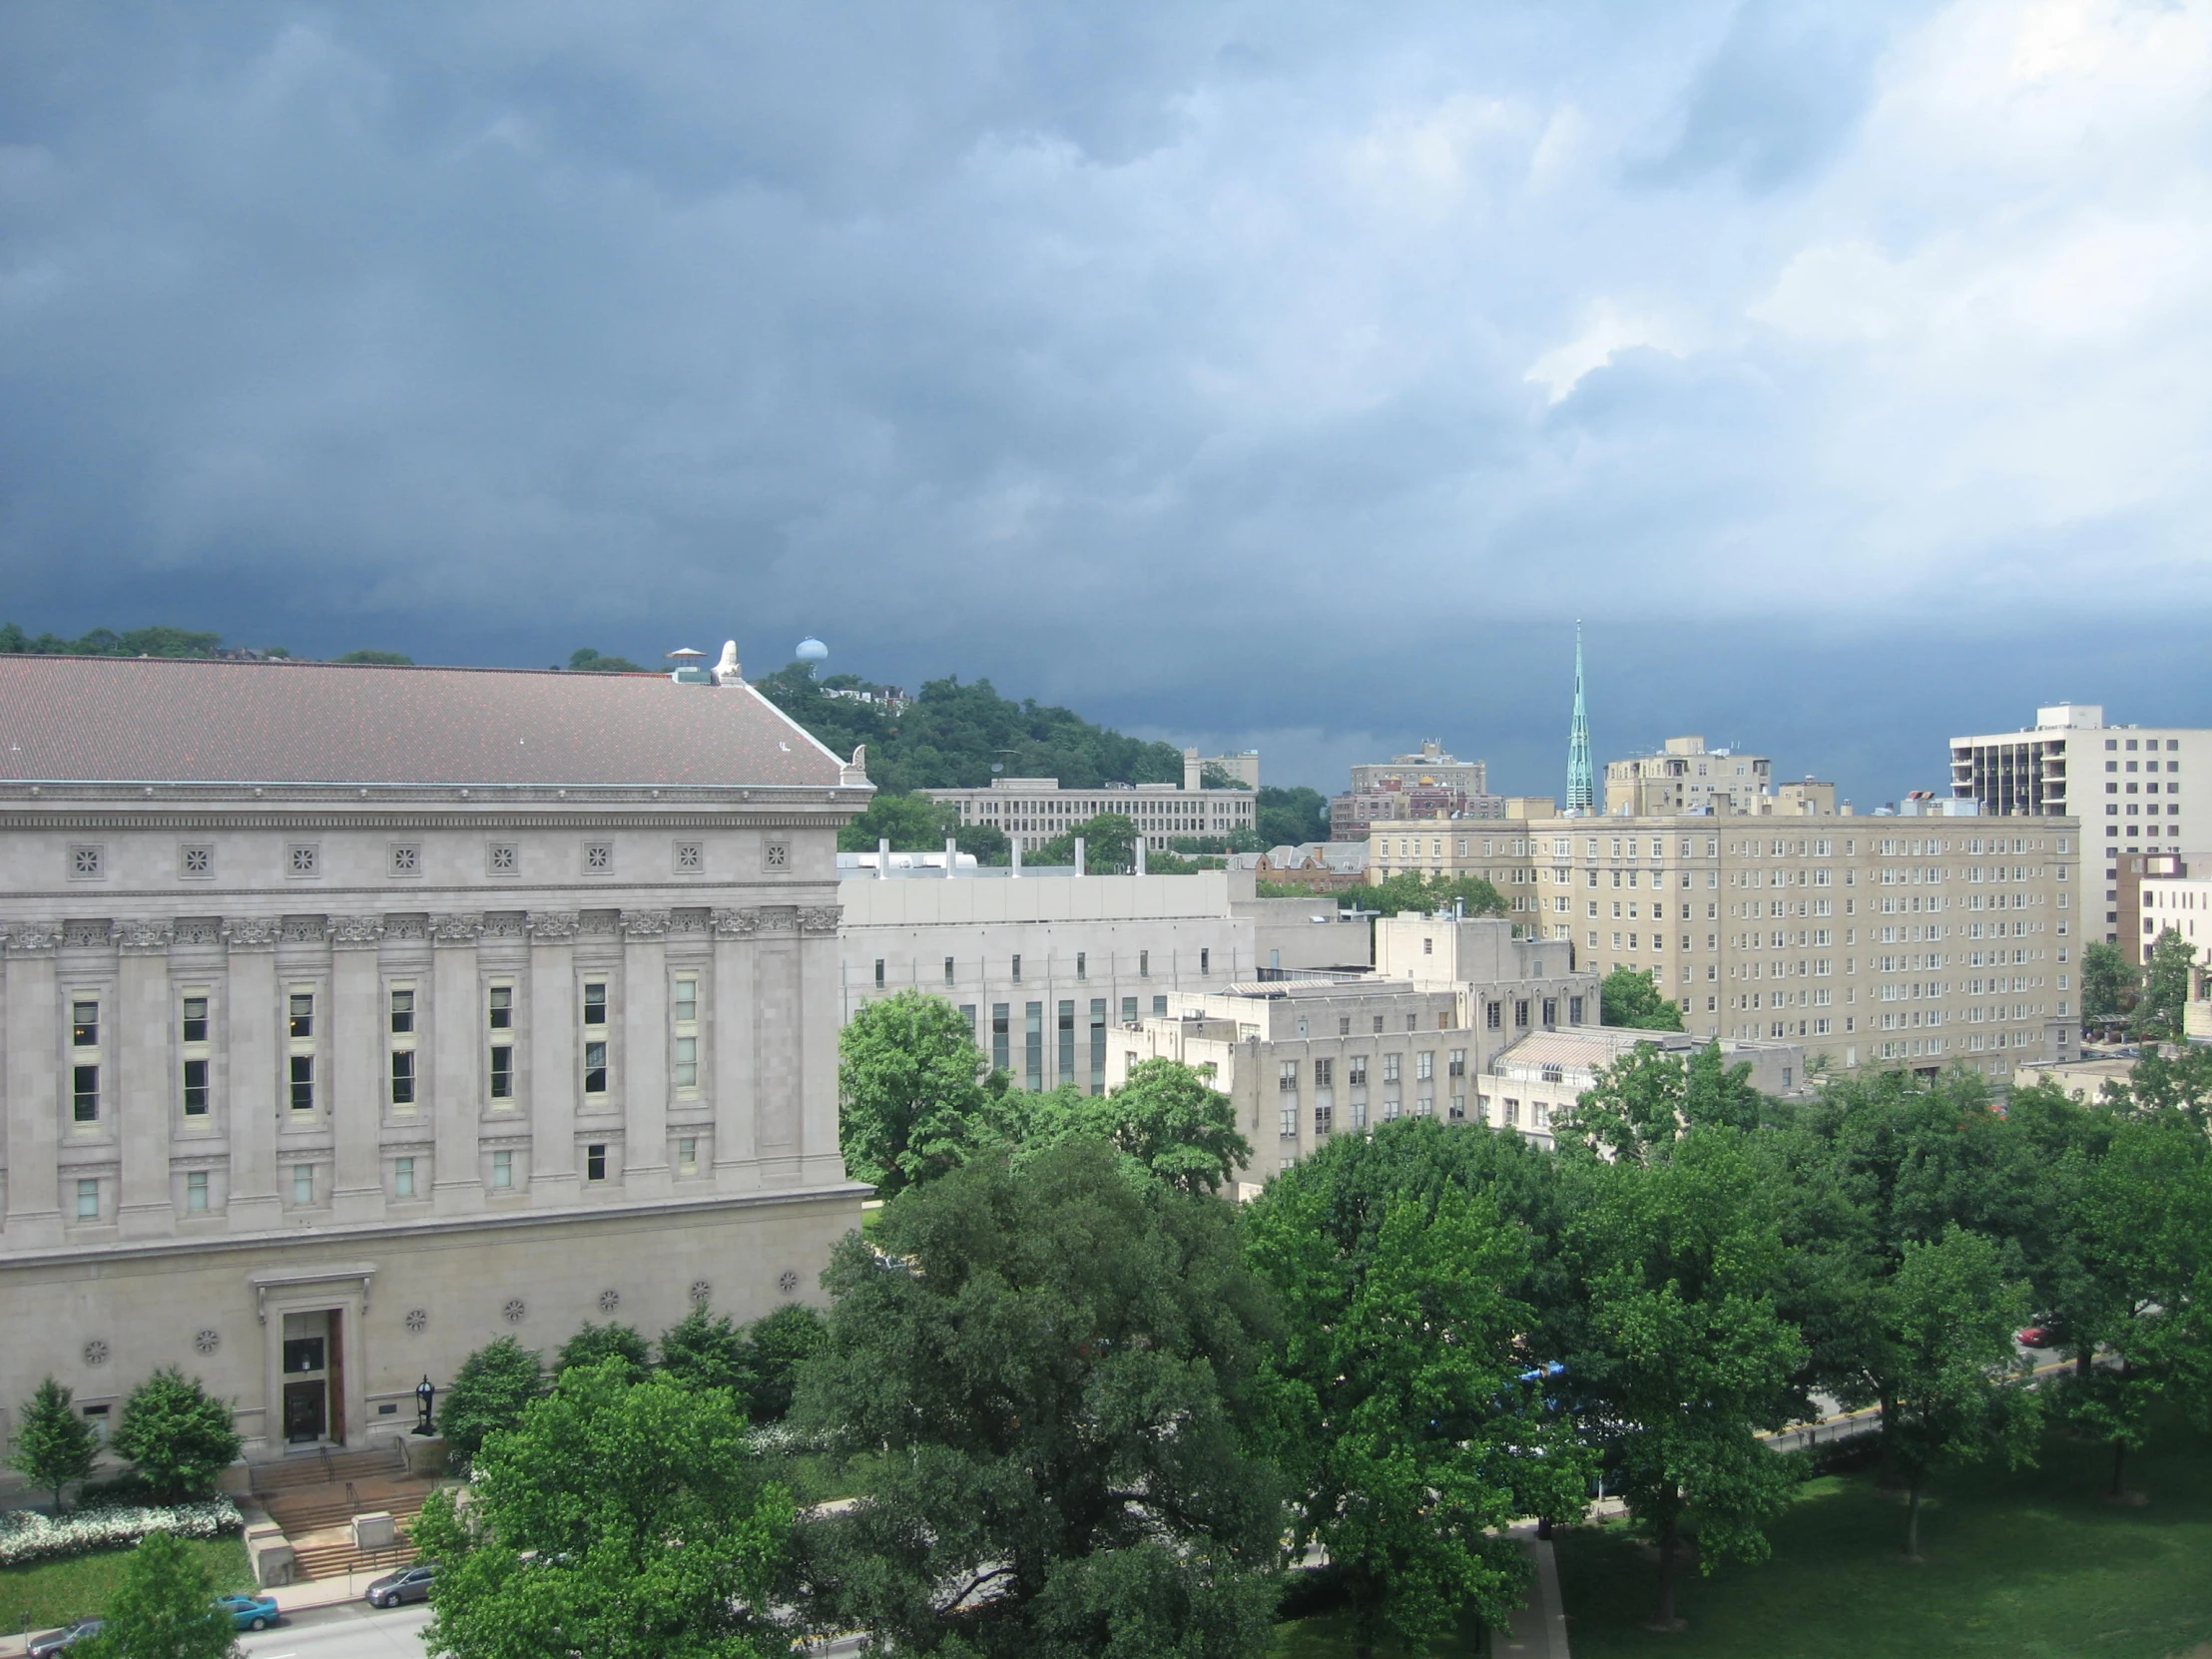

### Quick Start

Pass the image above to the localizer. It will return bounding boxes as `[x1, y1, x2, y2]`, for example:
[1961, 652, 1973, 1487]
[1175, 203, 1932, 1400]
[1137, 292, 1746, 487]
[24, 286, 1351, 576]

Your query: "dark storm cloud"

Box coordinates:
[2, 0, 2209, 804]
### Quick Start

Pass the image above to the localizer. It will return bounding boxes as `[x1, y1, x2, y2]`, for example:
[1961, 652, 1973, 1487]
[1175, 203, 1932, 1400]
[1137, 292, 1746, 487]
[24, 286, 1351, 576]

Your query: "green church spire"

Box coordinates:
[1566, 622, 1593, 813]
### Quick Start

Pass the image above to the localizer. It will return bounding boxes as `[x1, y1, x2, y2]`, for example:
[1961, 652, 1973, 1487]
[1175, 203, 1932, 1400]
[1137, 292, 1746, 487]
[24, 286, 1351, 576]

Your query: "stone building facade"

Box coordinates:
[0, 656, 867, 1461]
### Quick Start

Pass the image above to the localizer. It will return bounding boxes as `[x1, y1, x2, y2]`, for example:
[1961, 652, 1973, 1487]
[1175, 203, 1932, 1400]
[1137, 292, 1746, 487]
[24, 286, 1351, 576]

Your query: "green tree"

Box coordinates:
[1881, 1226, 2039, 1557]
[737, 1305, 829, 1424]
[333, 649, 413, 665]
[1560, 1040, 1762, 1161]
[415, 1358, 793, 1659]
[81, 1529, 237, 1659]
[8, 1377, 99, 1513]
[1561, 1128, 1805, 1629]
[556, 1322, 652, 1382]
[1599, 966, 1684, 1031]
[568, 647, 647, 673]
[1028, 813, 1139, 873]
[111, 1370, 241, 1500]
[2136, 926, 2198, 1040]
[1357, 871, 1509, 921]
[791, 1139, 1285, 1658]
[2079, 940, 2140, 1026]
[1250, 1172, 1580, 1656]
[955, 822, 1011, 864]
[1255, 785, 1329, 848]
[0, 623, 227, 659]
[837, 792, 960, 853]
[1082, 1058, 1251, 1196]
[2109, 1040, 2212, 1129]
[836, 989, 1002, 1194]
[659, 1307, 752, 1396]
[437, 1337, 544, 1465]
[1199, 763, 1249, 791]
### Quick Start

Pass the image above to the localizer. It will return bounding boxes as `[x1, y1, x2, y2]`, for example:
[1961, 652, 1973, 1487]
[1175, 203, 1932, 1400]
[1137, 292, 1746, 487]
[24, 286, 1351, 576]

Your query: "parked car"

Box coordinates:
[217, 1593, 282, 1631]
[2017, 1325, 2057, 1349]
[364, 1563, 436, 1608]
[27, 1620, 102, 1658]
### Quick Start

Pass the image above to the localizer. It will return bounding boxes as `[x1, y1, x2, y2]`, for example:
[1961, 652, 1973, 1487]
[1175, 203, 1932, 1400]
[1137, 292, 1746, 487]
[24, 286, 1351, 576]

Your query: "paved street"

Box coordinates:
[239, 1601, 431, 1659]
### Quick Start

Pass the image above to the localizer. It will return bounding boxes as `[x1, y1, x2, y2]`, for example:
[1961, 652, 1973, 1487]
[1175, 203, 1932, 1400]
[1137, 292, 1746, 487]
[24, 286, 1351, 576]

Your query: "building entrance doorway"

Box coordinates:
[278, 1310, 343, 1446]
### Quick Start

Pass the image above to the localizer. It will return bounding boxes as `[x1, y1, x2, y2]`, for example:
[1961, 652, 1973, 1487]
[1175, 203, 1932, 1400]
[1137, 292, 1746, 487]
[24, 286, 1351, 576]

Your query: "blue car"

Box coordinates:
[216, 1594, 280, 1632]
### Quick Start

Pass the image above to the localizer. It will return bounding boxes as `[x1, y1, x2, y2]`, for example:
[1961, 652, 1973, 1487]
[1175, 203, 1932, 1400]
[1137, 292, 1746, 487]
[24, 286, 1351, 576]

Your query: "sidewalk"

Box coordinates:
[1496, 1521, 1573, 1659]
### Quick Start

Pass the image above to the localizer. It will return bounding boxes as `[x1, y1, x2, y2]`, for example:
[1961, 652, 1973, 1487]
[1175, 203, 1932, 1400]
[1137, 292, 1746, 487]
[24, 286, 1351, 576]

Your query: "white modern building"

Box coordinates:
[1950, 705, 2208, 948]
[0, 655, 867, 1462]
[919, 778, 1256, 853]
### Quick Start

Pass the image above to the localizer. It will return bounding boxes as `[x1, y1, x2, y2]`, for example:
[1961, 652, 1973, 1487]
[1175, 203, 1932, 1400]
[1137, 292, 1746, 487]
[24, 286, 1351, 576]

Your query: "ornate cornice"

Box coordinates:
[62, 919, 116, 949]
[527, 910, 581, 941]
[116, 918, 175, 954]
[330, 915, 386, 949]
[429, 912, 484, 946]
[799, 905, 840, 935]
[621, 908, 673, 941]
[711, 908, 760, 938]
[225, 916, 282, 950]
[279, 915, 330, 944]
[173, 917, 225, 947]
[757, 905, 799, 934]
[480, 912, 527, 941]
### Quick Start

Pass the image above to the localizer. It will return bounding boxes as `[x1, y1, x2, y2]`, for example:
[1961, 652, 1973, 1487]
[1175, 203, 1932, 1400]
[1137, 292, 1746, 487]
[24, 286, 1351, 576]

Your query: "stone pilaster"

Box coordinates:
[115, 919, 175, 1239]
[3, 923, 64, 1245]
[429, 913, 483, 1214]
[620, 909, 672, 1199]
[329, 916, 385, 1222]
[798, 905, 845, 1185]
[223, 916, 283, 1228]
[710, 908, 760, 1180]
[527, 911, 580, 1204]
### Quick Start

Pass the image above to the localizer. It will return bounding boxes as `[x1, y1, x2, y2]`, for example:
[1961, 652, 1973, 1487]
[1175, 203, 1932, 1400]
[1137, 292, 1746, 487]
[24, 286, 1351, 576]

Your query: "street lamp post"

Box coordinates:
[413, 1376, 436, 1437]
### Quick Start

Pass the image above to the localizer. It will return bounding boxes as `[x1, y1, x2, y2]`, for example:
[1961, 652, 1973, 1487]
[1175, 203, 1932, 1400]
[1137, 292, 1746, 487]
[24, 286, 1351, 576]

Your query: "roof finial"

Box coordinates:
[713, 641, 741, 686]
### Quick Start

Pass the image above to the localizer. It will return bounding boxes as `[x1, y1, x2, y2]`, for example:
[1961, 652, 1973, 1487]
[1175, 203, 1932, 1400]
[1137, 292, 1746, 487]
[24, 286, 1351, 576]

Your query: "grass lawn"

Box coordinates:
[0, 1536, 254, 1638]
[1556, 1413, 2212, 1659]
[1271, 1607, 1486, 1656]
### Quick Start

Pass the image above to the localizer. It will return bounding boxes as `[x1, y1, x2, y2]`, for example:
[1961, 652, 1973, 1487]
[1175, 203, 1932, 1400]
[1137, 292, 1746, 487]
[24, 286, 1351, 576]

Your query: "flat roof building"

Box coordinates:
[920, 779, 1255, 854]
[0, 654, 867, 1463]
[1349, 741, 1488, 799]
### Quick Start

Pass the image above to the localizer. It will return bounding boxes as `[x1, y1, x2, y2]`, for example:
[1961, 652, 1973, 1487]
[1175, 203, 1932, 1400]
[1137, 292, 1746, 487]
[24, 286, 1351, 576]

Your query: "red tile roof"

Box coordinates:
[0, 656, 847, 788]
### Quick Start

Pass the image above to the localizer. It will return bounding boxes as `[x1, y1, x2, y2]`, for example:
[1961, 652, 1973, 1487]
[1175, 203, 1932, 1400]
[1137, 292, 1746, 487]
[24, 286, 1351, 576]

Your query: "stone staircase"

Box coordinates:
[252, 1446, 439, 1582]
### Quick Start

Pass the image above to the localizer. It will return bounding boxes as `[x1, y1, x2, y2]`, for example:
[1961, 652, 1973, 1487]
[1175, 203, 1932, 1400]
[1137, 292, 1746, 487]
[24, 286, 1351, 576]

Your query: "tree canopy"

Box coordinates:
[9, 1377, 99, 1514]
[790, 1139, 1285, 1658]
[837, 989, 1005, 1194]
[438, 1336, 545, 1465]
[1599, 966, 1685, 1030]
[2137, 926, 2198, 1040]
[1355, 871, 1510, 921]
[111, 1370, 242, 1500]
[82, 1529, 238, 1659]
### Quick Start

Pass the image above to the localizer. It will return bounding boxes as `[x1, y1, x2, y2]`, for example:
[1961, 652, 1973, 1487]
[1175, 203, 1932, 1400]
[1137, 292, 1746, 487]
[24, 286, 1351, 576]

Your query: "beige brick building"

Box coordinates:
[0, 656, 867, 1462]
[920, 779, 1255, 854]
[1364, 810, 2082, 1078]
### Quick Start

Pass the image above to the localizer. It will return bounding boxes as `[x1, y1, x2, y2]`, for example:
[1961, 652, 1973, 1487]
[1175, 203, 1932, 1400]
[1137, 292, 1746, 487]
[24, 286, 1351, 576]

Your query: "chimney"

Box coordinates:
[1183, 748, 1202, 791]
[877, 837, 889, 880]
[1073, 836, 1086, 877]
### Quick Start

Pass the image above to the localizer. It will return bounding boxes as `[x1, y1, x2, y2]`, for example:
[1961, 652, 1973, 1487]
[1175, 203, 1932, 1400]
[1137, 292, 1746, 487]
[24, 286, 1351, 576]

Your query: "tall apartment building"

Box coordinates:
[1950, 705, 2208, 947]
[1367, 815, 2079, 1078]
[0, 656, 866, 1460]
[1601, 738, 1820, 816]
[1349, 741, 1488, 798]
[920, 779, 1255, 854]
[1183, 750, 1260, 790]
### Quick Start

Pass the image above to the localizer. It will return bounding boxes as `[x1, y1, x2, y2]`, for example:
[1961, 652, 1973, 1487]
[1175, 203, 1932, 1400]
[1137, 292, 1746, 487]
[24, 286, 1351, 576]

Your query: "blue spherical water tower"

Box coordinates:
[796, 637, 830, 665]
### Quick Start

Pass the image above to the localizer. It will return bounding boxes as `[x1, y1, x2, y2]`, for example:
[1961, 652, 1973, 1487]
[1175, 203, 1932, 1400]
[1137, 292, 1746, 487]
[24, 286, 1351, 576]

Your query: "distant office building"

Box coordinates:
[1330, 787, 1502, 839]
[2125, 849, 2211, 974]
[1107, 916, 1592, 1186]
[1949, 705, 2208, 947]
[1604, 738, 1794, 816]
[1183, 749, 1260, 790]
[920, 779, 1256, 853]
[1349, 740, 1488, 798]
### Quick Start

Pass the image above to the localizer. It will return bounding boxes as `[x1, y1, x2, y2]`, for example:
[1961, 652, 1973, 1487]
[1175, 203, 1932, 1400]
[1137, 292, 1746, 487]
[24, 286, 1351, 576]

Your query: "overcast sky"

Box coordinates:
[4, 1, 2208, 802]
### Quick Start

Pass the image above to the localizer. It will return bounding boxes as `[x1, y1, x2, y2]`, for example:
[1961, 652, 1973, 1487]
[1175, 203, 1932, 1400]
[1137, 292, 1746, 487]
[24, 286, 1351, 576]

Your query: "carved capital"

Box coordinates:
[528, 910, 582, 941]
[115, 918, 175, 954]
[224, 916, 282, 950]
[711, 907, 760, 938]
[799, 905, 841, 936]
[621, 908, 673, 941]
[429, 912, 484, 946]
[329, 915, 386, 949]
[4, 921, 61, 955]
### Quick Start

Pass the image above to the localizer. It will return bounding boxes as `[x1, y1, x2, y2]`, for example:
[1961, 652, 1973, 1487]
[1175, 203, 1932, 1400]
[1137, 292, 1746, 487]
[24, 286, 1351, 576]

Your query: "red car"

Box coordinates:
[2016, 1326, 2057, 1349]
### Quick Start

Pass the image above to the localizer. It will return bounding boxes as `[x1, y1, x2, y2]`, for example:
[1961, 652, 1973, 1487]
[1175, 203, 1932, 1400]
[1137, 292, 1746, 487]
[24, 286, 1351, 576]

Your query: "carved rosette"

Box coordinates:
[115, 918, 175, 954]
[224, 916, 282, 950]
[3, 921, 62, 955]
[798, 905, 841, 935]
[527, 910, 582, 941]
[329, 915, 386, 950]
[710, 908, 760, 938]
[429, 912, 485, 946]
[621, 908, 673, 941]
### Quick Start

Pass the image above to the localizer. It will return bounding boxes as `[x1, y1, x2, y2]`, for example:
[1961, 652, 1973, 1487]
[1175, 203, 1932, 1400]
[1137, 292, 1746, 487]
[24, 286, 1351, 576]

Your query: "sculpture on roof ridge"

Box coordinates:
[713, 641, 742, 685]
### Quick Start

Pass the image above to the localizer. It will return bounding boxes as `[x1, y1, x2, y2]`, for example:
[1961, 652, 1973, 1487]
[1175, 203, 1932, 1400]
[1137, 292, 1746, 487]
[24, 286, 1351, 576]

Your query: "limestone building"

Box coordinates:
[1349, 741, 1487, 798]
[0, 655, 867, 1461]
[919, 779, 1255, 854]
[1604, 738, 1779, 817]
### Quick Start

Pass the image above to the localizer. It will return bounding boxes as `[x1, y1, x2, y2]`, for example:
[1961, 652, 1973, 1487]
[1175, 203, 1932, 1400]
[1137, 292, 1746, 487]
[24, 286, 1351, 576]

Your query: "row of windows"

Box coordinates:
[873, 948, 1188, 989]
[60, 838, 768, 882]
